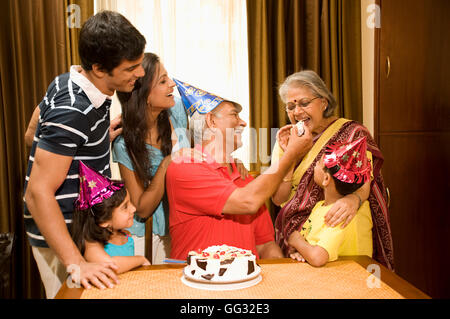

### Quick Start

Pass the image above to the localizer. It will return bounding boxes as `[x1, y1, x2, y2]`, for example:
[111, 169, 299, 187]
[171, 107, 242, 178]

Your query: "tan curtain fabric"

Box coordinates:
[65, 0, 95, 68]
[0, 0, 93, 298]
[246, 0, 362, 174]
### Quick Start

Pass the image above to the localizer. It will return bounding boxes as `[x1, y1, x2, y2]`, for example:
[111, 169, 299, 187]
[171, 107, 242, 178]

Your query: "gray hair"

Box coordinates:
[189, 111, 207, 145]
[188, 107, 221, 145]
[188, 100, 241, 145]
[279, 70, 337, 118]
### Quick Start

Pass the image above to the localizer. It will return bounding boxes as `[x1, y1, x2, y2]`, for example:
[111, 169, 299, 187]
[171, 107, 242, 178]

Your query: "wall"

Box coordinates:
[110, 94, 122, 179]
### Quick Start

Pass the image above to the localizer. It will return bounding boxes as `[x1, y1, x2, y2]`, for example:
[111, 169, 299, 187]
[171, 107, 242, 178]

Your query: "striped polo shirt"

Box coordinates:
[23, 66, 112, 247]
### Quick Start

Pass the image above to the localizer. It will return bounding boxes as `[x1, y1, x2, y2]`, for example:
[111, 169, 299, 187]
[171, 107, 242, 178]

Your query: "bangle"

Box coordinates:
[350, 193, 362, 209]
[282, 177, 293, 183]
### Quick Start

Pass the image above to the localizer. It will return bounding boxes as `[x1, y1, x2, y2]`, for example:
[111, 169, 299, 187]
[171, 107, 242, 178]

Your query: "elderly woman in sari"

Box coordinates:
[271, 70, 394, 270]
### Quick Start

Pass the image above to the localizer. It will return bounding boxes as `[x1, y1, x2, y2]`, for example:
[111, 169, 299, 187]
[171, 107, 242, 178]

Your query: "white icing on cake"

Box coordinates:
[296, 120, 305, 136]
[184, 245, 258, 282]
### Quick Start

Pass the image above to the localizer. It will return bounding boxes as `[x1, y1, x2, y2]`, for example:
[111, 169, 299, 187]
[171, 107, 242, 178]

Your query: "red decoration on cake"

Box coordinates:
[323, 136, 371, 184]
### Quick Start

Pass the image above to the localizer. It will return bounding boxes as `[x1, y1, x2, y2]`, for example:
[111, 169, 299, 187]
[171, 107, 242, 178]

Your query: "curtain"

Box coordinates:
[65, 0, 95, 67]
[0, 0, 93, 299]
[246, 0, 363, 174]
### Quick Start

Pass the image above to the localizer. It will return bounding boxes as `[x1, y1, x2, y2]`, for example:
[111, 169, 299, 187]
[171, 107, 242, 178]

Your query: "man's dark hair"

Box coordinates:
[325, 165, 364, 196]
[78, 10, 146, 73]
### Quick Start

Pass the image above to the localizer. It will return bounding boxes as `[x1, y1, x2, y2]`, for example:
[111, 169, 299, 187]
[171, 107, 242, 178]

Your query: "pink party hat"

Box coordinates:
[75, 161, 124, 210]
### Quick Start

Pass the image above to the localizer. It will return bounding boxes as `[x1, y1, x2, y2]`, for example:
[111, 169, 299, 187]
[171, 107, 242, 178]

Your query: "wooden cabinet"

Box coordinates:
[375, 0, 450, 298]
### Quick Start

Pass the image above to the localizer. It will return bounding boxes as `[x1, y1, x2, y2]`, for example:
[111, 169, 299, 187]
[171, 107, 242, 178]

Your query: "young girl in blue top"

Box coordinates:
[72, 161, 150, 278]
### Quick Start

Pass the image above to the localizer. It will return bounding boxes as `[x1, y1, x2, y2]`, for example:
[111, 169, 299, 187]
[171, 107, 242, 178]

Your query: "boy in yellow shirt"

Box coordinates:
[287, 136, 373, 267]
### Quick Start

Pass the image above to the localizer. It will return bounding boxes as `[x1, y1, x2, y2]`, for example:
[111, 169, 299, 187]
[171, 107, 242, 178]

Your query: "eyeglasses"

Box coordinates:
[285, 97, 320, 112]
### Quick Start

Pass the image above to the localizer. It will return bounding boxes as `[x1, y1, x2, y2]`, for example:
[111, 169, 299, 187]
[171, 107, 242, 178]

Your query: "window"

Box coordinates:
[95, 0, 250, 177]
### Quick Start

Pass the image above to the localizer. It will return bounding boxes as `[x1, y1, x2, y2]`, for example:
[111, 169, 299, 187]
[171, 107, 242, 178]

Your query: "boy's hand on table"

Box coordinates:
[287, 231, 307, 262]
[289, 251, 306, 263]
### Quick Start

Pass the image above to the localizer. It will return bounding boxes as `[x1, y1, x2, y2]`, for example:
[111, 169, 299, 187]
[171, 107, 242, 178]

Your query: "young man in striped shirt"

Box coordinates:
[23, 11, 146, 298]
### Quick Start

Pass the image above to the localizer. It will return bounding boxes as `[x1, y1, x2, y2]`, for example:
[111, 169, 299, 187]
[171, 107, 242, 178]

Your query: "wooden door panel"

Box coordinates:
[380, 133, 450, 298]
[379, 0, 450, 133]
[377, 0, 450, 298]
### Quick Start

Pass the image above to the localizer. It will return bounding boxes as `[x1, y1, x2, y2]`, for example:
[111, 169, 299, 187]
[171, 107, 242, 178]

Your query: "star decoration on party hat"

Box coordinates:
[173, 78, 242, 116]
[323, 136, 371, 184]
[75, 161, 124, 210]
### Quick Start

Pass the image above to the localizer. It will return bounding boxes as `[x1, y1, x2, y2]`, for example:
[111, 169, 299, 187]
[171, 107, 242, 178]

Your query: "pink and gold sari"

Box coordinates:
[274, 118, 395, 270]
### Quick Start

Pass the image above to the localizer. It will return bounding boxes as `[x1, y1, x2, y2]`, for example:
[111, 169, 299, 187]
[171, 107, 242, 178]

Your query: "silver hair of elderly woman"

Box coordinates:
[279, 70, 338, 118]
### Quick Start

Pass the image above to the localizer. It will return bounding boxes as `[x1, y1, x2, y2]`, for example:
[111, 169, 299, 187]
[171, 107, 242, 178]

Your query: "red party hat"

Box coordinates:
[75, 161, 124, 210]
[323, 136, 371, 184]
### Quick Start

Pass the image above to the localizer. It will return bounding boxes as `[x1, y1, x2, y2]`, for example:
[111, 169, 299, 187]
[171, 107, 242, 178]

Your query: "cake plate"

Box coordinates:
[181, 266, 262, 291]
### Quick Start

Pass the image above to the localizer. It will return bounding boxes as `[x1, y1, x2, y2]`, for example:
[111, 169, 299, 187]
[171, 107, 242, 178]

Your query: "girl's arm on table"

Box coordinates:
[84, 241, 150, 276]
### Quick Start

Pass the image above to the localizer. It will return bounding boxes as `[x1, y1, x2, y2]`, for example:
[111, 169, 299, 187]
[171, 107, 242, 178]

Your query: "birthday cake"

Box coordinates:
[296, 120, 305, 136]
[183, 245, 260, 282]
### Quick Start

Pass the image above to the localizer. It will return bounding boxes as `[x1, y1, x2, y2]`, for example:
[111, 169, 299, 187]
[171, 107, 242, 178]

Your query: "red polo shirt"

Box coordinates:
[166, 147, 275, 260]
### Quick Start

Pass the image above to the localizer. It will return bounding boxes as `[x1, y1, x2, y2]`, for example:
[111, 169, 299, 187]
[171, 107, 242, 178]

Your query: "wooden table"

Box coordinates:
[55, 256, 430, 299]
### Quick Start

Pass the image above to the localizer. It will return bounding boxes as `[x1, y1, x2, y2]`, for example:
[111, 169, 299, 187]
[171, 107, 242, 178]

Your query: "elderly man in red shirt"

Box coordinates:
[166, 80, 312, 260]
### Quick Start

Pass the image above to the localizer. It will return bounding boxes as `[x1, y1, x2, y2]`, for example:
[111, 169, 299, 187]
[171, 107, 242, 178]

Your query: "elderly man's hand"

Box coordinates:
[285, 124, 313, 160]
[276, 124, 294, 152]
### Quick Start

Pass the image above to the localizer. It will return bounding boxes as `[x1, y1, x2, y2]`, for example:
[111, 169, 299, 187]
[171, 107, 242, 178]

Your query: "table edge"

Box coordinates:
[55, 256, 430, 299]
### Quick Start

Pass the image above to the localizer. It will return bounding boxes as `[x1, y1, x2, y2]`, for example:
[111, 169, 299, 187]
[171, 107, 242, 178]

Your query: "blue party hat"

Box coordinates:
[174, 79, 241, 116]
